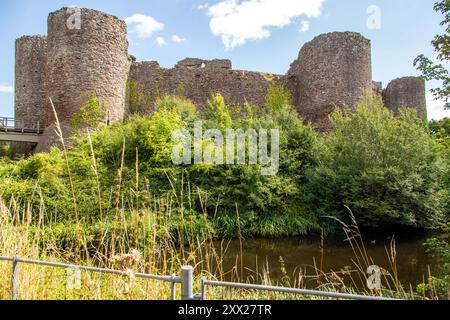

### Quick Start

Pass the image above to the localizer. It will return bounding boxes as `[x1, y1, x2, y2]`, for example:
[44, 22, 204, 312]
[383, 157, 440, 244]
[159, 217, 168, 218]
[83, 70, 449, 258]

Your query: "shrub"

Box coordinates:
[304, 94, 449, 229]
[71, 92, 107, 133]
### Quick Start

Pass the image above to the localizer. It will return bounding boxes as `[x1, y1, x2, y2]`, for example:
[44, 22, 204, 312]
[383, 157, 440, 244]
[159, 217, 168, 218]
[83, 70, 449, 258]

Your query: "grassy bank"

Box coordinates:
[0, 88, 448, 299]
[0, 198, 436, 300]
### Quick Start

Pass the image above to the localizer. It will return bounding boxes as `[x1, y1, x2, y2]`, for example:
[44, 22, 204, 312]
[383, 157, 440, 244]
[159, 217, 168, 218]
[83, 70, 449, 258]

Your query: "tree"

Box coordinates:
[304, 94, 448, 229]
[205, 93, 232, 131]
[430, 117, 450, 147]
[414, 0, 450, 110]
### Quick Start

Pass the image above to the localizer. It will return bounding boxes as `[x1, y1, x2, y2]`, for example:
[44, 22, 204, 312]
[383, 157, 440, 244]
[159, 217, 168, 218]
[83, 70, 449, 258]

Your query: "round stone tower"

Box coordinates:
[288, 32, 373, 131]
[15, 35, 47, 129]
[38, 7, 131, 151]
[382, 77, 427, 120]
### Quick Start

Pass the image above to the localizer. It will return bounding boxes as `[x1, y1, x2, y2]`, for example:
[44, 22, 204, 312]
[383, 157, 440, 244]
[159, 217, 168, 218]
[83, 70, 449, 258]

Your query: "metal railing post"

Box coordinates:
[170, 274, 177, 300]
[201, 277, 207, 300]
[11, 258, 19, 300]
[181, 266, 194, 300]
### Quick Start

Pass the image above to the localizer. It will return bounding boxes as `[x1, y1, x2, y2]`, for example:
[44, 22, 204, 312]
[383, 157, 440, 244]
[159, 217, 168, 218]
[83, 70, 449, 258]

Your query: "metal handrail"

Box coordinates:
[200, 278, 399, 301]
[0, 256, 181, 300]
[0, 257, 399, 301]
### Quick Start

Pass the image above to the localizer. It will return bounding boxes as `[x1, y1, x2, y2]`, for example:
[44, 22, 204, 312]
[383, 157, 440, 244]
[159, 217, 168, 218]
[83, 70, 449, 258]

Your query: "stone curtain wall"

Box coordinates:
[288, 32, 373, 131]
[129, 58, 283, 113]
[383, 77, 427, 120]
[38, 8, 131, 151]
[15, 36, 47, 129]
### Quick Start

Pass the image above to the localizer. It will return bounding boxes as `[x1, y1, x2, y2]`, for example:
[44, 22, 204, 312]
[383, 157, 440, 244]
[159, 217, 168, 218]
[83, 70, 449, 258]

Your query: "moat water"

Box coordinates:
[210, 230, 448, 292]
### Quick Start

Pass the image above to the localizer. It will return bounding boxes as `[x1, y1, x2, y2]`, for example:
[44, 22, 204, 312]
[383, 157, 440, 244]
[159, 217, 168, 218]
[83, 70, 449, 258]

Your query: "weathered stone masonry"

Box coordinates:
[382, 77, 427, 120]
[36, 8, 131, 152]
[13, 7, 427, 152]
[15, 35, 47, 129]
[129, 58, 283, 113]
[288, 32, 373, 132]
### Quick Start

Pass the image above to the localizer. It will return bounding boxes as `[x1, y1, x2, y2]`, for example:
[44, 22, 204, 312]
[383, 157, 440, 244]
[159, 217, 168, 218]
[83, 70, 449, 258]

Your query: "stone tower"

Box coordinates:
[382, 77, 427, 120]
[288, 32, 373, 131]
[15, 35, 47, 129]
[37, 7, 131, 151]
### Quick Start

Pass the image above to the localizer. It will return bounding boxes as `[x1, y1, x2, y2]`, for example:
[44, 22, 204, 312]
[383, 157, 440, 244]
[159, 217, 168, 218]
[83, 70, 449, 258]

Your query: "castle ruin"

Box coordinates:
[13, 7, 427, 152]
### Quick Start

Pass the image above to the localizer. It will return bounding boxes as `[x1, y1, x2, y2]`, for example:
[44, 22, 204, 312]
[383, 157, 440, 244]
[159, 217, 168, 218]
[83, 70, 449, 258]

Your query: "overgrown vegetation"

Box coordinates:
[70, 92, 107, 133]
[414, 0, 450, 110]
[417, 237, 450, 299]
[304, 94, 448, 229]
[0, 85, 449, 299]
[126, 79, 151, 116]
[1, 87, 448, 238]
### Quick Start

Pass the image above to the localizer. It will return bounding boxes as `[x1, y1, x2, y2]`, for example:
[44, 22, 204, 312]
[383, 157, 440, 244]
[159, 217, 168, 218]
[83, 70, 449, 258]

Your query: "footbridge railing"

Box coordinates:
[0, 117, 43, 134]
[0, 117, 43, 143]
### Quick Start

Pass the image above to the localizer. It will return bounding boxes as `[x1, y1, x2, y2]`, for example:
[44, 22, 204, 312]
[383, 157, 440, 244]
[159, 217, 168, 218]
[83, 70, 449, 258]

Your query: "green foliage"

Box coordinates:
[71, 92, 107, 133]
[126, 79, 151, 115]
[264, 83, 293, 115]
[0, 142, 12, 159]
[156, 95, 199, 124]
[1, 88, 449, 239]
[417, 237, 450, 299]
[206, 93, 232, 130]
[145, 108, 185, 166]
[304, 94, 449, 229]
[430, 117, 450, 148]
[414, 0, 449, 109]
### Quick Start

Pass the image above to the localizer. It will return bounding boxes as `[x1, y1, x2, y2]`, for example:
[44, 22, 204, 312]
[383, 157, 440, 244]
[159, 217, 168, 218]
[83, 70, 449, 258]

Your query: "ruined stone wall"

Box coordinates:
[37, 7, 131, 151]
[129, 58, 283, 113]
[13, 6, 430, 154]
[382, 77, 427, 120]
[15, 35, 47, 129]
[288, 32, 373, 131]
[372, 81, 383, 96]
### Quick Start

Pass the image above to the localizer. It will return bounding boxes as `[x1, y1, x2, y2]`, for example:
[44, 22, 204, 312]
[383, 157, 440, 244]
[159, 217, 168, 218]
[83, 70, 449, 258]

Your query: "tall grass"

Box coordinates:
[0, 193, 429, 300]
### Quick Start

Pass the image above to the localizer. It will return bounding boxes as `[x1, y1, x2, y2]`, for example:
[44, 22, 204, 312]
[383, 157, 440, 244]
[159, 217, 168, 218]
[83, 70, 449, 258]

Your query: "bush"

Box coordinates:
[2, 89, 447, 238]
[304, 94, 449, 229]
[71, 92, 107, 133]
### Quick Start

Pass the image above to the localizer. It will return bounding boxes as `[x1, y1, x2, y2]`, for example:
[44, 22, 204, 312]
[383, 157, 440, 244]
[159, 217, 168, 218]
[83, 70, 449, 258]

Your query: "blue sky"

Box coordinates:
[0, 0, 448, 120]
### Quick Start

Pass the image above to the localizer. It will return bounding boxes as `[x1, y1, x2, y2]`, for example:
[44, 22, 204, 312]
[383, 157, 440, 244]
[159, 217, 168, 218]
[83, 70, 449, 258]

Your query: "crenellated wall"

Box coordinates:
[13, 7, 428, 153]
[129, 58, 283, 113]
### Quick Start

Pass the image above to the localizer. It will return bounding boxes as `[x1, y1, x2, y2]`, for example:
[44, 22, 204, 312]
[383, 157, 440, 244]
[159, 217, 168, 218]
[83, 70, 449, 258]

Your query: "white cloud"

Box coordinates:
[427, 91, 449, 120]
[197, 3, 210, 10]
[172, 35, 187, 44]
[204, 0, 326, 50]
[155, 37, 168, 47]
[0, 83, 13, 93]
[124, 14, 164, 38]
[299, 20, 310, 32]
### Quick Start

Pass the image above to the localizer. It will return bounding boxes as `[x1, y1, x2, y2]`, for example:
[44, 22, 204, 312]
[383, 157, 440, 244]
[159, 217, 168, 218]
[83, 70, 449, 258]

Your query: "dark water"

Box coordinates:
[213, 230, 448, 291]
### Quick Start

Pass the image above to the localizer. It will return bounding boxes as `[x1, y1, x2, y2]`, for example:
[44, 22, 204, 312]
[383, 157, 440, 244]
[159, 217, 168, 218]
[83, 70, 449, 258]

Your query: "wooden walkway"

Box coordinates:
[0, 117, 42, 143]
